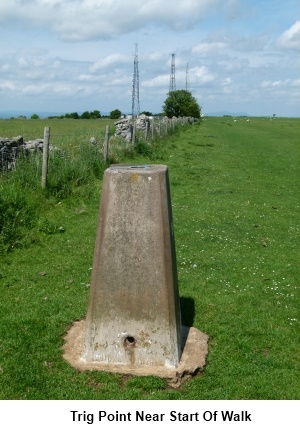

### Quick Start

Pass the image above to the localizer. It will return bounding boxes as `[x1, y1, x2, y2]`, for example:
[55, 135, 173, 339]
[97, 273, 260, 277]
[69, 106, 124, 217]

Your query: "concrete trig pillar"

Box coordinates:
[63, 164, 208, 386]
[84, 164, 181, 368]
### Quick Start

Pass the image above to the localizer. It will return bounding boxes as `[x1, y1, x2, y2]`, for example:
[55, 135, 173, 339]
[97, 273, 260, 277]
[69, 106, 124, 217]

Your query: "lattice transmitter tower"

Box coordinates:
[169, 53, 176, 93]
[132, 43, 140, 119]
[185, 62, 189, 92]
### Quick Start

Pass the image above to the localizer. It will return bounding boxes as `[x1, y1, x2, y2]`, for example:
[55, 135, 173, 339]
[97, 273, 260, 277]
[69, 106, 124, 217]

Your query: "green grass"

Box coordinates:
[0, 118, 116, 143]
[0, 116, 299, 399]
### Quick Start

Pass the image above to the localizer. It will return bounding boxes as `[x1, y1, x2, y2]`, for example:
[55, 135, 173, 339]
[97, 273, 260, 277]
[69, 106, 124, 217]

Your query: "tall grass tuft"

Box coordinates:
[0, 143, 106, 253]
[0, 184, 38, 253]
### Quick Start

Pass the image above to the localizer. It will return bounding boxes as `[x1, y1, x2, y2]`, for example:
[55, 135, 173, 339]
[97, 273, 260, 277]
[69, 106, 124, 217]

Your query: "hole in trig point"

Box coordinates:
[124, 336, 136, 348]
[129, 165, 149, 169]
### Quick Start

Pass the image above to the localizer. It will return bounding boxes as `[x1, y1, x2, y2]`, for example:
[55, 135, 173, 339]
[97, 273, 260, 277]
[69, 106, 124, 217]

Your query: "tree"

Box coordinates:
[31, 113, 40, 119]
[81, 111, 91, 119]
[90, 110, 101, 119]
[69, 112, 79, 119]
[162, 90, 201, 118]
[110, 109, 122, 119]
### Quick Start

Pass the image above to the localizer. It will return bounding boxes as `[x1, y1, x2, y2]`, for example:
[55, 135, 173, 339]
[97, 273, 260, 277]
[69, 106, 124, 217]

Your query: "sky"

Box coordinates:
[0, 0, 299, 117]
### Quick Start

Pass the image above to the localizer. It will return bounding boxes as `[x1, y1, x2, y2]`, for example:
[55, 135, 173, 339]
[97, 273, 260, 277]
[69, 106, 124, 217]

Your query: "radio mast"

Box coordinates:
[132, 43, 140, 119]
[185, 62, 189, 92]
[169, 53, 176, 93]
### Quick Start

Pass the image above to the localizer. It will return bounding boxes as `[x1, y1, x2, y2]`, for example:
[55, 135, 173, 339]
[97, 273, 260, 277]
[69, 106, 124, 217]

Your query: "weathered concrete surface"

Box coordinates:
[63, 164, 209, 385]
[83, 165, 182, 368]
[63, 320, 209, 387]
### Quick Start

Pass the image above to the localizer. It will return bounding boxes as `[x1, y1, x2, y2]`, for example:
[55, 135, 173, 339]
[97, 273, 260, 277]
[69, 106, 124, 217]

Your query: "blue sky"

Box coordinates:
[0, 0, 299, 117]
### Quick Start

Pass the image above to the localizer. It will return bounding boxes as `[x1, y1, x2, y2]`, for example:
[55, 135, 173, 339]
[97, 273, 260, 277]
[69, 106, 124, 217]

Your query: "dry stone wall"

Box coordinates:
[0, 135, 58, 170]
[114, 115, 151, 140]
[114, 114, 195, 141]
[114, 119, 132, 141]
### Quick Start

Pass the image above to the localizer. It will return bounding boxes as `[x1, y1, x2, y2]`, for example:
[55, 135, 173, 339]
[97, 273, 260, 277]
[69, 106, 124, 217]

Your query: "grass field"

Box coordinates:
[0, 116, 299, 399]
[0, 118, 116, 143]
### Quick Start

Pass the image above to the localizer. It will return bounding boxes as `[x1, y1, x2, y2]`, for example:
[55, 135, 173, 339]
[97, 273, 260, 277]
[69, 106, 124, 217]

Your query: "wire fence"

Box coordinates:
[1, 116, 197, 186]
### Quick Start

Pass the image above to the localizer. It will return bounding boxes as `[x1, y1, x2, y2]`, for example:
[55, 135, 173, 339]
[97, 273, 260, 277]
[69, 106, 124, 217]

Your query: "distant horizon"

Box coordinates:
[0, 110, 299, 120]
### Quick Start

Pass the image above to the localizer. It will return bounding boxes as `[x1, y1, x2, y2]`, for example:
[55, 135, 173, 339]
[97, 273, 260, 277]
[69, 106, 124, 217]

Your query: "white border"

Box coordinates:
[1, 400, 299, 429]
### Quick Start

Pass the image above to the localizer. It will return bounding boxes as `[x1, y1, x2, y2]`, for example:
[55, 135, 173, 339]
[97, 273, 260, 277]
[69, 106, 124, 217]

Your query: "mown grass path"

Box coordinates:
[168, 117, 299, 399]
[0, 117, 299, 399]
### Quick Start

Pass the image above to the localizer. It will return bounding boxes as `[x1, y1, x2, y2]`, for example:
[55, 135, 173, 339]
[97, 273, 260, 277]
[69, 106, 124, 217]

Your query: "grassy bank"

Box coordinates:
[0, 117, 299, 399]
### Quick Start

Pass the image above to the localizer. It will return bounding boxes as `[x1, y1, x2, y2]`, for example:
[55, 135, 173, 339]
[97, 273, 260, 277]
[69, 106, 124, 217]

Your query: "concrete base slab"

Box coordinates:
[63, 320, 209, 388]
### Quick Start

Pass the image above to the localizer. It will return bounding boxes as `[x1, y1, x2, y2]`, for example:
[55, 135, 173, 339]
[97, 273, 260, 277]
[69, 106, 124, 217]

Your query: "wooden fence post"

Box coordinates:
[131, 120, 136, 145]
[41, 126, 50, 189]
[103, 125, 110, 163]
[151, 117, 155, 140]
[145, 119, 149, 141]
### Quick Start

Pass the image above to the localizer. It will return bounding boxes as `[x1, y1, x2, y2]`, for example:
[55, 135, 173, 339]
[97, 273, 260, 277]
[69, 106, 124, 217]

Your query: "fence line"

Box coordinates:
[103, 125, 110, 164]
[41, 127, 50, 188]
[1, 116, 197, 186]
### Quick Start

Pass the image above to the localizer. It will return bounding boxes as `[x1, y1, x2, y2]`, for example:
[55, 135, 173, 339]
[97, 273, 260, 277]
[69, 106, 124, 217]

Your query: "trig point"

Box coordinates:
[64, 164, 208, 387]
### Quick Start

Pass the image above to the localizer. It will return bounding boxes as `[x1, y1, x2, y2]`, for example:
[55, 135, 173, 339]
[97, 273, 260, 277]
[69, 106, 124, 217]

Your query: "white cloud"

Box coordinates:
[78, 74, 100, 82]
[192, 42, 227, 54]
[278, 21, 300, 50]
[1, 64, 11, 72]
[292, 78, 300, 87]
[0, 81, 15, 91]
[109, 75, 132, 86]
[229, 34, 268, 52]
[261, 79, 296, 89]
[190, 66, 215, 85]
[222, 77, 233, 86]
[22, 82, 89, 97]
[143, 74, 169, 88]
[52, 84, 86, 95]
[145, 51, 165, 62]
[18, 56, 30, 69]
[90, 54, 131, 72]
[192, 33, 268, 55]
[261, 78, 300, 89]
[0, 0, 236, 41]
[22, 84, 49, 95]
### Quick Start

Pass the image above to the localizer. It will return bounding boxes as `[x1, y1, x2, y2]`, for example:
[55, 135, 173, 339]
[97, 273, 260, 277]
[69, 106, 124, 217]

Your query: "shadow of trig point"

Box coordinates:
[63, 164, 208, 387]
